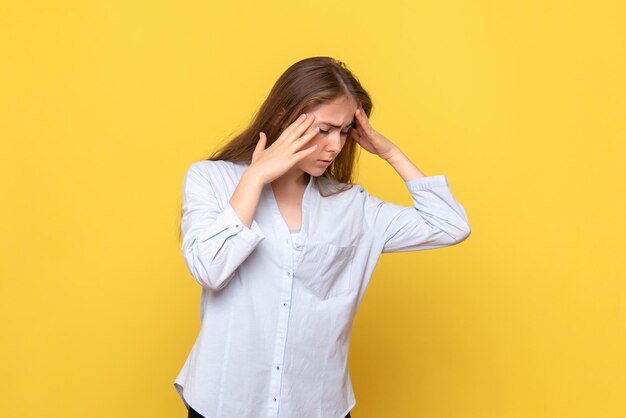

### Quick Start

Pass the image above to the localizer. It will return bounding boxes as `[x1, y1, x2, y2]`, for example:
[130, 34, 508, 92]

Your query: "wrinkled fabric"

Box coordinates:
[174, 160, 471, 418]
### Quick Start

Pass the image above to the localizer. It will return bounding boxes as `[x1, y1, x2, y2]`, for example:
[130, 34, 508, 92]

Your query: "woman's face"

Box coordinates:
[294, 95, 358, 177]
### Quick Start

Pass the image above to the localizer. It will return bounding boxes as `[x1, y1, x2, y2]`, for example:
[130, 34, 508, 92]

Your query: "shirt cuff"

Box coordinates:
[405, 174, 449, 192]
[221, 202, 265, 247]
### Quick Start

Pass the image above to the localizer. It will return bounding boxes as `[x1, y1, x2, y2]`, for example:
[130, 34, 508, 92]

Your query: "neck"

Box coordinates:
[271, 167, 310, 191]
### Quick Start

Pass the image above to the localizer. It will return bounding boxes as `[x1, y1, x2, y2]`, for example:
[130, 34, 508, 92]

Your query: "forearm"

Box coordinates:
[229, 169, 265, 228]
[383, 147, 427, 182]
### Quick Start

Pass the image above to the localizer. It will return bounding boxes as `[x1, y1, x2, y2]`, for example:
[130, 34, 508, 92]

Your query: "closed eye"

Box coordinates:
[319, 129, 350, 136]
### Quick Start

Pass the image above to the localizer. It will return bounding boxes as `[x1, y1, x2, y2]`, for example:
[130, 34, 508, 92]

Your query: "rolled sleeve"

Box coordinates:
[180, 162, 266, 290]
[405, 174, 449, 191]
[207, 202, 265, 251]
[363, 174, 471, 253]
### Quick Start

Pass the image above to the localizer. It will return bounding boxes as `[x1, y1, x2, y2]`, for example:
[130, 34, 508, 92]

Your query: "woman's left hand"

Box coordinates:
[351, 105, 398, 160]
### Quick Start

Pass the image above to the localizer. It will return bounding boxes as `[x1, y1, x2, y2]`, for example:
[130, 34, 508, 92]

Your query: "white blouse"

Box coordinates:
[174, 159, 471, 418]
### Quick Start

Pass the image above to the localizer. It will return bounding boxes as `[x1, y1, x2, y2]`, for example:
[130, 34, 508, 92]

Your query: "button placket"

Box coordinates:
[268, 241, 295, 417]
[266, 178, 313, 416]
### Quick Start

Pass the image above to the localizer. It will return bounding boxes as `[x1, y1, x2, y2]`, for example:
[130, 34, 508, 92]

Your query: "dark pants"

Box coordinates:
[188, 405, 352, 418]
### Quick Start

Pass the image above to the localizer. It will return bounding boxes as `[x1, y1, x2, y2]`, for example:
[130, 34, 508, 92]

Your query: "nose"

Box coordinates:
[324, 131, 343, 153]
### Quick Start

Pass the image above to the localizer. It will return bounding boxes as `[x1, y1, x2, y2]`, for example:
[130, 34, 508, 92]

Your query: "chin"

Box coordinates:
[301, 161, 331, 177]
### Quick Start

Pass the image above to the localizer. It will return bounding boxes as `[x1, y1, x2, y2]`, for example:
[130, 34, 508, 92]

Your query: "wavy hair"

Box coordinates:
[178, 56, 373, 241]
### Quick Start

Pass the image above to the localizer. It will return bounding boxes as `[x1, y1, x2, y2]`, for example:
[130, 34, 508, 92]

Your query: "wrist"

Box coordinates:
[242, 167, 267, 188]
[380, 146, 403, 162]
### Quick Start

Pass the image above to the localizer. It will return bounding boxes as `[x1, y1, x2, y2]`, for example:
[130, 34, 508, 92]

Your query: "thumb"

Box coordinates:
[252, 132, 266, 161]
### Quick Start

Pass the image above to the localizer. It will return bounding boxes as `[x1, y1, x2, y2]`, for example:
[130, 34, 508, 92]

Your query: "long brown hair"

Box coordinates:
[178, 56, 373, 241]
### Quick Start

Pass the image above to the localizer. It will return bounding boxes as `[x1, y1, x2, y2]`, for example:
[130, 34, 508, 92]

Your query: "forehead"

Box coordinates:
[307, 96, 357, 124]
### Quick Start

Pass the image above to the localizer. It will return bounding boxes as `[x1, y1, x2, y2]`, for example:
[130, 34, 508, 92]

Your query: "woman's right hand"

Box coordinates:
[248, 113, 319, 184]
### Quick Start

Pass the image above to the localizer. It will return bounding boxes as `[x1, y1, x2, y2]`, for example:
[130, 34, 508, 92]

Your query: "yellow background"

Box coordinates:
[1, 1, 625, 417]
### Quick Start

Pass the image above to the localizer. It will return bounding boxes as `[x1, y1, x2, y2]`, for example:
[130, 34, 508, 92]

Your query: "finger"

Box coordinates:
[280, 113, 311, 139]
[355, 112, 367, 132]
[252, 132, 266, 160]
[293, 125, 320, 146]
[288, 113, 316, 141]
[351, 123, 366, 139]
[355, 112, 373, 136]
[293, 143, 318, 161]
[355, 108, 369, 128]
[289, 127, 319, 155]
[258, 132, 267, 148]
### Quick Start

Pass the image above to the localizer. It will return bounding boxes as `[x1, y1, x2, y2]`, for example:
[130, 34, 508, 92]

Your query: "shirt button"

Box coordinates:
[276, 365, 280, 370]
[283, 302, 288, 307]
[273, 397, 277, 402]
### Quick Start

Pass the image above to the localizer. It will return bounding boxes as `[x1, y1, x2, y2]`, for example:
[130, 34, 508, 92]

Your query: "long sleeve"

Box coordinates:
[363, 174, 471, 253]
[180, 162, 265, 290]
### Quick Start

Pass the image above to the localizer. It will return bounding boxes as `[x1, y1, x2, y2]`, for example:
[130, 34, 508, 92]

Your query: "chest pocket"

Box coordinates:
[295, 243, 356, 299]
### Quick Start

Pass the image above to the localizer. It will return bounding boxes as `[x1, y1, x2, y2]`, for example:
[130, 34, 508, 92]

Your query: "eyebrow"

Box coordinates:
[318, 119, 355, 129]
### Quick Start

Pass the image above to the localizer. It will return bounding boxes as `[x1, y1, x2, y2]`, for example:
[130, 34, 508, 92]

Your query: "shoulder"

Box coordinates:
[186, 159, 248, 182]
[317, 176, 368, 201]
[182, 160, 249, 196]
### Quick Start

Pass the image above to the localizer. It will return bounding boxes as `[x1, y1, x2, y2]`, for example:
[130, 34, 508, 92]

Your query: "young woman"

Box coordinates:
[174, 56, 471, 418]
